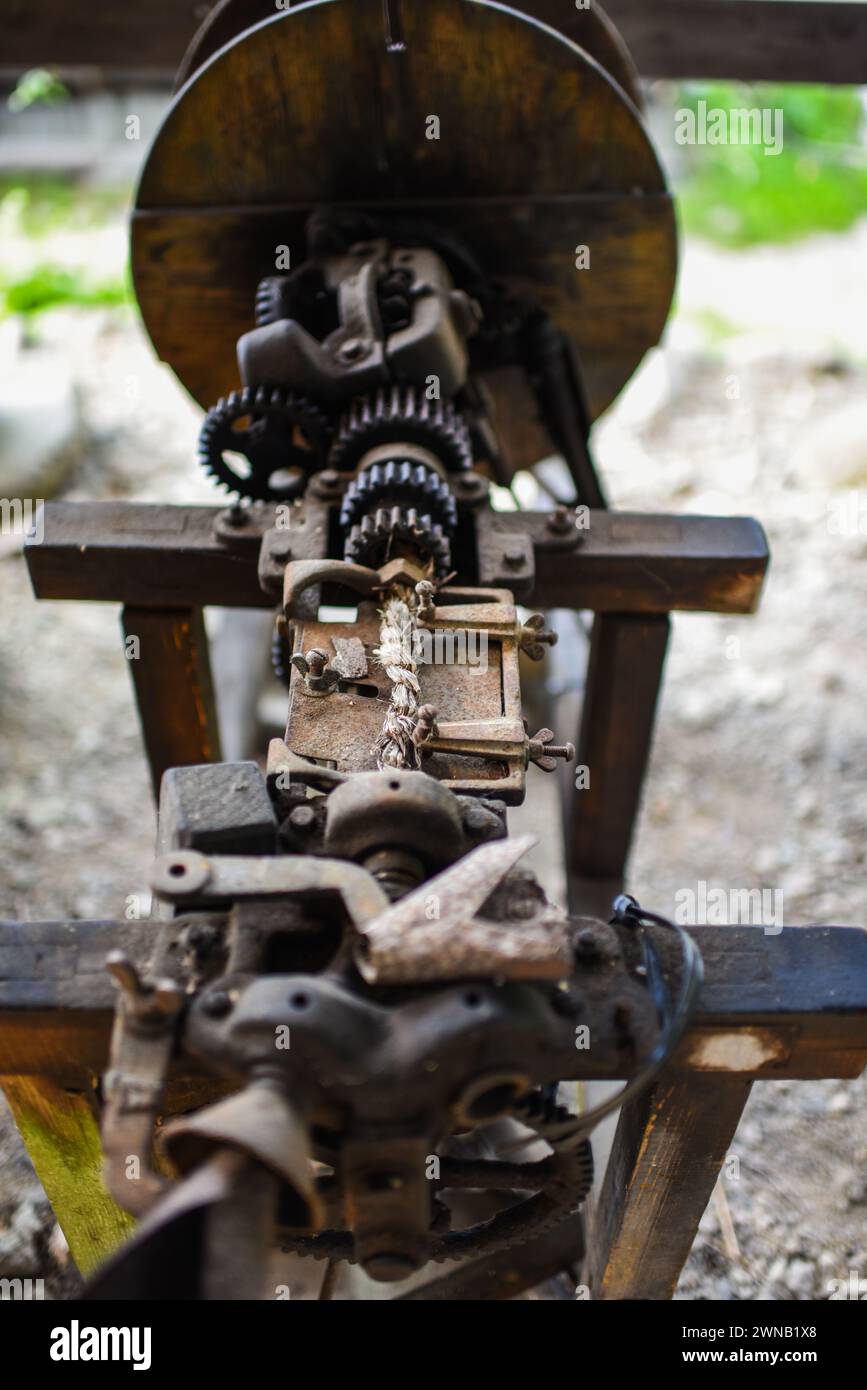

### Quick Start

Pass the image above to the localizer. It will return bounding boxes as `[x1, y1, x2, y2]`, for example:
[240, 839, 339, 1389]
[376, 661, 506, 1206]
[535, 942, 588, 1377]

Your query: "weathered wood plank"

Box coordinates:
[3, 922, 867, 1081]
[568, 613, 671, 903]
[4, 1, 866, 85]
[26, 503, 769, 616]
[122, 606, 222, 793]
[533, 512, 769, 615]
[0, 1075, 135, 1274]
[27, 504, 270, 608]
[606, 0, 867, 84]
[586, 1071, 751, 1300]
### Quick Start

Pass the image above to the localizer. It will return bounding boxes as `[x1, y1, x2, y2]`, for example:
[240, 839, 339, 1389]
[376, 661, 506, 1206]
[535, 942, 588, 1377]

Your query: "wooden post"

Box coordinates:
[586, 1071, 752, 1300]
[122, 606, 222, 796]
[567, 612, 670, 914]
[1, 1076, 134, 1275]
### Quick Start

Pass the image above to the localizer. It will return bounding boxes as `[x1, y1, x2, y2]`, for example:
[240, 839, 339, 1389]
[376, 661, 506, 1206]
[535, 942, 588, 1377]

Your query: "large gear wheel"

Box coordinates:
[329, 386, 473, 475]
[279, 1098, 593, 1267]
[198, 385, 332, 501]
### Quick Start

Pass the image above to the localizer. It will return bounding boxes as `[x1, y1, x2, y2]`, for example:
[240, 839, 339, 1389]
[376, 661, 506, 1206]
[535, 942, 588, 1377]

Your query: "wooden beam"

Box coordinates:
[0, 1075, 134, 1274]
[121, 606, 222, 795]
[606, 0, 867, 85]
[26, 503, 768, 616]
[4, 921, 867, 1082]
[4, 1, 867, 85]
[568, 613, 670, 910]
[28, 504, 270, 609]
[586, 1071, 751, 1300]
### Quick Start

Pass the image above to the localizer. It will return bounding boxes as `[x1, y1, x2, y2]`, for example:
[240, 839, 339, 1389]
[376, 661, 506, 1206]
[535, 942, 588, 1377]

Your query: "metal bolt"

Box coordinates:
[288, 803, 316, 833]
[201, 991, 232, 1018]
[547, 506, 573, 535]
[575, 929, 600, 960]
[520, 613, 558, 661]
[227, 503, 247, 527]
[527, 728, 576, 772]
[503, 548, 525, 569]
[290, 647, 339, 695]
[414, 580, 436, 623]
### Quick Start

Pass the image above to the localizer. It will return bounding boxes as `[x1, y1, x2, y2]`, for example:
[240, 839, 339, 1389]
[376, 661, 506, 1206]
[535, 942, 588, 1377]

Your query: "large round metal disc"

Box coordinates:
[176, 0, 643, 108]
[132, 0, 676, 426]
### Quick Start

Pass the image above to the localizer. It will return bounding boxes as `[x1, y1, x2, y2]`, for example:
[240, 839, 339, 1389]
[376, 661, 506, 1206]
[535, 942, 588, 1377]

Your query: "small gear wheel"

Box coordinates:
[329, 386, 473, 475]
[198, 385, 332, 501]
[339, 458, 457, 534]
[344, 505, 452, 576]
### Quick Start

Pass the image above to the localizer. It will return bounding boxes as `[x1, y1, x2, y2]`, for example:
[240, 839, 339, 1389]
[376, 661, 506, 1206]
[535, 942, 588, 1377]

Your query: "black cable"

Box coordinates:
[565, 894, 704, 1139]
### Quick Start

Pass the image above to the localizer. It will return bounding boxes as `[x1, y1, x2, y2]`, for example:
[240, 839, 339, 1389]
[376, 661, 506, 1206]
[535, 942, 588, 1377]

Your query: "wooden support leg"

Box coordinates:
[587, 1071, 751, 1300]
[1, 1076, 134, 1276]
[567, 612, 670, 915]
[122, 606, 222, 797]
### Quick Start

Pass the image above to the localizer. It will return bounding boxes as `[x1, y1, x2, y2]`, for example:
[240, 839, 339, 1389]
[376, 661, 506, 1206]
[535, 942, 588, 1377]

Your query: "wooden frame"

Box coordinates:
[4, 1, 867, 85]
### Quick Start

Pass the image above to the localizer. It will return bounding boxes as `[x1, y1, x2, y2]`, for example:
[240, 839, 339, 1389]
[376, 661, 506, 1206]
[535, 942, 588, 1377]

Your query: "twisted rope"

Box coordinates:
[374, 585, 423, 769]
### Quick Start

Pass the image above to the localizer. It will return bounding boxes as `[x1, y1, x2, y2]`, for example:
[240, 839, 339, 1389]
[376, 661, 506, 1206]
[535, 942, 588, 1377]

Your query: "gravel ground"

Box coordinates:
[2, 224, 867, 1299]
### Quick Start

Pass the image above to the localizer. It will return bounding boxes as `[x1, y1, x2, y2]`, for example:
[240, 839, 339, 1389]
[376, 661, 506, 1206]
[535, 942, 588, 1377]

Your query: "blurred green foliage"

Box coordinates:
[2, 265, 131, 315]
[7, 69, 69, 113]
[668, 82, 867, 246]
[0, 180, 132, 319]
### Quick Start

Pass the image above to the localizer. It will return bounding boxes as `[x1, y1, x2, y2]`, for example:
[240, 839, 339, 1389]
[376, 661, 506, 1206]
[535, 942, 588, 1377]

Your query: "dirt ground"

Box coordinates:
[2, 225, 867, 1299]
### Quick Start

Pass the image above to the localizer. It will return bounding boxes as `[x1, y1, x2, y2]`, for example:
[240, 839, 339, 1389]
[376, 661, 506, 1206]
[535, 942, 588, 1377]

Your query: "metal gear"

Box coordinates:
[279, 1097, 593, 1267]
[329, 386, 473, 475]
[339, 458, 457, 534]
[198, 385, 332, 501]
[344, 505, 452, 576]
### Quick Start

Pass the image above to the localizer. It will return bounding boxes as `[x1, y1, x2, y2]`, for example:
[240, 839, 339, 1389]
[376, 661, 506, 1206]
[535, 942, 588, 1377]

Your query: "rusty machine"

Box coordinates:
[5, 0, 867, 1303]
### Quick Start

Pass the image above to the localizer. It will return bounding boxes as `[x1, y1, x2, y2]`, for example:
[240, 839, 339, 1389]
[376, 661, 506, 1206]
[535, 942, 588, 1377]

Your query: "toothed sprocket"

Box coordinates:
[198, 385, 332, 501]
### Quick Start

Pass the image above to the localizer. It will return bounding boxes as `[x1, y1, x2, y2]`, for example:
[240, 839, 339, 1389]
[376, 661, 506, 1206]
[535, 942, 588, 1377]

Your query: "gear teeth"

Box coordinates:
[339, 456, 457, 533]
[197, 385, 332, 501]
[328, 385, 473, 474]
[344, 504, 452, 575]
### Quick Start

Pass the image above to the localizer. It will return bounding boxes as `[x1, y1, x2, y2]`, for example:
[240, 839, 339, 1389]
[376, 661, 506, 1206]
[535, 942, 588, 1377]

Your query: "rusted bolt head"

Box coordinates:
[575, 927, 600, 960]
[288, 803, 316, 832]
[201, 991, 232, 1019]
[547, 506, 573, 534]
[306, 648, 329, 677]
